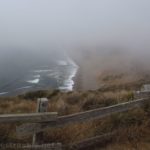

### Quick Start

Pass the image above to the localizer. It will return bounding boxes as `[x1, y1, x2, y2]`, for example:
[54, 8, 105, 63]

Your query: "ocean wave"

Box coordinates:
[0, 92, 8, 95]
[33, 69, 52, 73]
[16, 86, 32, 90]
[48, 72, 59, 79]
[27, 78, 40, 84]
[59, 61, 78, 91]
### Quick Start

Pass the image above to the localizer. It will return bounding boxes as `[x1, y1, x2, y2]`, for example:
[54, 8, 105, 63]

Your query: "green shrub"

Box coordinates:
[22, 90, 48, 100]
[48, 89, 60, 98]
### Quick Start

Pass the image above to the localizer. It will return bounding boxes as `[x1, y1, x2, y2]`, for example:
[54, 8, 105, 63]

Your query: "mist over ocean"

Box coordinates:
[0, 49, 78, 96]
[0, 0, 150, 95]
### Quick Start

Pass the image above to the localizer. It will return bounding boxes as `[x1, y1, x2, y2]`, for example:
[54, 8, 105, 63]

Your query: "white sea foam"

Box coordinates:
[59, 59, 79, 91]
[33, 69, 52, 73]
[48, 72, 59, 79]
[16, 86, 32, 90]
[27, 78, 40, 84]
[0, 92, 8, 95]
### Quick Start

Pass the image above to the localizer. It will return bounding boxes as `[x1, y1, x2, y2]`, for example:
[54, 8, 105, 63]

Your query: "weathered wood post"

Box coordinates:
[32, 98, 48, 145]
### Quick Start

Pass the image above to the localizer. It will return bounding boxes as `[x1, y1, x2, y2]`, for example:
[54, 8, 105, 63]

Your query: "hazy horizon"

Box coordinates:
[1, 0, 150, 93]
[0, 0, 150, 54]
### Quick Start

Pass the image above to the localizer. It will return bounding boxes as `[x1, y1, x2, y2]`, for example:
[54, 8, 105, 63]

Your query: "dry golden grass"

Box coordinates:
[0, 71, 149, 149]
[99, 142, 150, 150]
[0, 97, 36, 114]
[0, 90, 149, 149]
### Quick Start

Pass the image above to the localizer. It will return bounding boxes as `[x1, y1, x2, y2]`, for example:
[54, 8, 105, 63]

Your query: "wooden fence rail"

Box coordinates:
[64, 132, 116, 150]
[0, 112, 57, 123]
[0, 97, 149, 150]
[17, 98, 149, 136]
[23, 143, 62, 150]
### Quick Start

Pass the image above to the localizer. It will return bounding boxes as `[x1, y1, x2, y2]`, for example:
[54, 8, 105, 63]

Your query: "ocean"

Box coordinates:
[0, 51, 78, 96]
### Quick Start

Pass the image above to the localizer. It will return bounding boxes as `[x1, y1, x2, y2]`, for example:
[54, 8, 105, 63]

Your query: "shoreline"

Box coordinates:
[0, 58, 79, 97]
[73, 63, 83, 91]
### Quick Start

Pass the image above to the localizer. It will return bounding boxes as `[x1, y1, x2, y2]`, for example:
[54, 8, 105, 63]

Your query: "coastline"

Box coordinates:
[73, 65, 82, 91]
[0, 57, 80, 97]
[72, 59, 85, 91]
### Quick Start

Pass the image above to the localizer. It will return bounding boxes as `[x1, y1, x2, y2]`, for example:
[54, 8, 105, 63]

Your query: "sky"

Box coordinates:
[0, 0, 150, 53]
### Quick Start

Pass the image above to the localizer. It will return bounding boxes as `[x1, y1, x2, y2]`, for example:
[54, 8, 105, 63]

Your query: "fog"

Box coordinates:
[0, 0, 150, 91]
[0, 0, 150, 53]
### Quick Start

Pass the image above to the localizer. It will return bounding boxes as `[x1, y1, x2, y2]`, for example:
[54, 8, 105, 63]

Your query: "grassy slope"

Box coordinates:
[1, 49, 150, 149]
[0, 72, 150, 150]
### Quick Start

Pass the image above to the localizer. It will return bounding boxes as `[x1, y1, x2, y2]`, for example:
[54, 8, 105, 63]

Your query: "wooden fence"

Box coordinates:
[0, 97, 149, 150]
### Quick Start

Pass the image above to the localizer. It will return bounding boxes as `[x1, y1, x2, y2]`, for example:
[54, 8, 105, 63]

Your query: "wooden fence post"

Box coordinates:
[32, 98, 48, 145]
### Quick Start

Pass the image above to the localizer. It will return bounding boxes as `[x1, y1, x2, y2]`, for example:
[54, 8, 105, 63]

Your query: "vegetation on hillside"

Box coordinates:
[0, 71, 150, 149]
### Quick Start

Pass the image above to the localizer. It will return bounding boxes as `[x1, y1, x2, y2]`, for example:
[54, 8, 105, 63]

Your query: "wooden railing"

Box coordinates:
[0, 97, 149, 150]
[0, 112, 57, 123]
